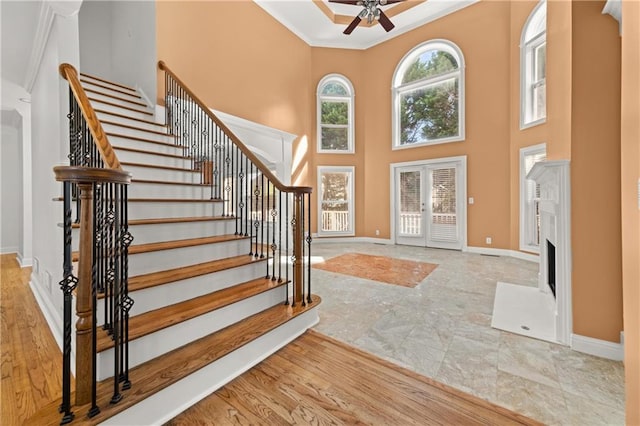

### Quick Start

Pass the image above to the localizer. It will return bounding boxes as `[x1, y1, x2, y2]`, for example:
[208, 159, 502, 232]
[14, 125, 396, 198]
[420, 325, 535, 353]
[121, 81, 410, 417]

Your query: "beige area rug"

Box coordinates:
[313, 253, 437, 288]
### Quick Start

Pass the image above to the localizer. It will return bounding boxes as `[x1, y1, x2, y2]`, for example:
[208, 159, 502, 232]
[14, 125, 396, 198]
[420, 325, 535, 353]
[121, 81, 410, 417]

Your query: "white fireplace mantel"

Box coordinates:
[527, 160, 572, 345]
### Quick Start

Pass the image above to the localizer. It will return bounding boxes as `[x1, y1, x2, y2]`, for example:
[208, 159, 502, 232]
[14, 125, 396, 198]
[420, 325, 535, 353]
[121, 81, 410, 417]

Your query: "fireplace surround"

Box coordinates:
[527, 160, 572, 345]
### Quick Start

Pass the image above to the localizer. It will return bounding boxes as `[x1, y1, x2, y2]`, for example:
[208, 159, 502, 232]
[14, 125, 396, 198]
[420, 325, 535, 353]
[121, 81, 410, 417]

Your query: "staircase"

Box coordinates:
[28, 68, 319, 425]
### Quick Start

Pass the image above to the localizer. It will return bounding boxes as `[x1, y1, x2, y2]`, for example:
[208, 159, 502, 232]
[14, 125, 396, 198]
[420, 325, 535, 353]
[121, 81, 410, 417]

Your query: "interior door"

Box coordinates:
[394, 161, 464, 249]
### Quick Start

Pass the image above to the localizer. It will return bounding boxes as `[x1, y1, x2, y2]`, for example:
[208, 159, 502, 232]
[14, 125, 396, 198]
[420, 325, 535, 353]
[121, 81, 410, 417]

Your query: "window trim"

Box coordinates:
[317, 74, 355, 154]
[391, 39, 465, 150]
[317, 165, 355, 237]
[520, 0, 547, 130]
[519, 143, 546, 253]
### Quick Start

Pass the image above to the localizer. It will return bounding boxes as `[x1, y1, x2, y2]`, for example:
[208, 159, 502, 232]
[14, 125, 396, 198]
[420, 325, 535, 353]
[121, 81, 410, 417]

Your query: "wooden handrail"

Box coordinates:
[53, 166, 132, 185]
[158, 61, 312, 195]
[59, 63, 122, 171]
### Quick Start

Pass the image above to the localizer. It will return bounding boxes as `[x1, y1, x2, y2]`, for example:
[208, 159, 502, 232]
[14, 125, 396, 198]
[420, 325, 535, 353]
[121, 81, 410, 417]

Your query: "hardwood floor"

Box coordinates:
[0, 254, 67, 425]
[1, 253, 539, 425]
[168, 330, 540, 425]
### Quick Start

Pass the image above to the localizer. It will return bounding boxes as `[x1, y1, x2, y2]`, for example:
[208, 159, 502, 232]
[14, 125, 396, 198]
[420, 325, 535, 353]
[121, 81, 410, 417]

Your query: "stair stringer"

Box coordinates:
[102, 306, 319, 425]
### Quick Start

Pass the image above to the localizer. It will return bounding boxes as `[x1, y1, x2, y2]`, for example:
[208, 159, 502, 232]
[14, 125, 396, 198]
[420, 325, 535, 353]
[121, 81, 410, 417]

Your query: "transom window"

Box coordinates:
[317, 75, 354, 153]
[392, 40, 465, 149]
[521, 0, 547, 128]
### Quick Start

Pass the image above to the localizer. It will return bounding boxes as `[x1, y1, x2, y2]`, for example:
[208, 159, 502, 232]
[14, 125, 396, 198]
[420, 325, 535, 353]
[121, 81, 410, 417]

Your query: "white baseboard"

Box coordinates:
[29, 274, 64, 352]
[571, 333, 624, 361]
[312, 236, 393, 245]
[0, 246, 18, 255]
[465, 246, 540, 263]
[17, 253, 32, 268]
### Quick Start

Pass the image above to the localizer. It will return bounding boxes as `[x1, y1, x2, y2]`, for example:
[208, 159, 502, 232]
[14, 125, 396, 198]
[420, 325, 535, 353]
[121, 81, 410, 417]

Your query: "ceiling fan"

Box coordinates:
[329, 0, 405, 35]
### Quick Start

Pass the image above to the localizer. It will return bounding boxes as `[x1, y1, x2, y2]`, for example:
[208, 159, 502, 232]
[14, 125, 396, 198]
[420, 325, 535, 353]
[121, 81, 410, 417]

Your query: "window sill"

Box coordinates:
[520, 117, 546, 131]
[392, 136, 464, 151]
[317, 149, 355, 155]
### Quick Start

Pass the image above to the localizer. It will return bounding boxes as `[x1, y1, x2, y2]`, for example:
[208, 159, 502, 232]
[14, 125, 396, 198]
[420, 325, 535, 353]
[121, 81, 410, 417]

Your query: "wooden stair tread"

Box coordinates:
[79, 72, 137, 92]
[114, 145, 186, 160]
[94, 109, 167, 128]
[88, 97, 153, 115]
[102, 120, 171, 137]
[25, 295, 321, 425]
[96, 277, 288, 352]
[128, 254, 265, 292]
[108, 132, 177, 147]
[72, 234, 247, 261]
[121, 161, 197, 173]
[80, 79, 142, 98]
[131, 178, 208, 186]
[83, 88, 148, 107]
[68, 216, 234, 229]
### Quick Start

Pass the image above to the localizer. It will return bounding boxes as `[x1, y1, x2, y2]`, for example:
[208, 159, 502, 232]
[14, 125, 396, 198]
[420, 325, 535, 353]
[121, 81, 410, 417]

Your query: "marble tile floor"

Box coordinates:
[310, 242, 625, 425]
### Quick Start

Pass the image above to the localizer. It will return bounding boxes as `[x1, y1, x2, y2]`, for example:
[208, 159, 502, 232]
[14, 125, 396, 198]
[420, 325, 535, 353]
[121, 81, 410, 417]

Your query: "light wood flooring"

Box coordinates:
[1, 254, 539, 425]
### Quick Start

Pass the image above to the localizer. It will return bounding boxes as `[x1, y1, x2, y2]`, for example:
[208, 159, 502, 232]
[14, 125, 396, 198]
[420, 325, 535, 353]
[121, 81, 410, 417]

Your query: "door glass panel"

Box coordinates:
[399, 170, 422, 236]
[430, 167, 457, 241]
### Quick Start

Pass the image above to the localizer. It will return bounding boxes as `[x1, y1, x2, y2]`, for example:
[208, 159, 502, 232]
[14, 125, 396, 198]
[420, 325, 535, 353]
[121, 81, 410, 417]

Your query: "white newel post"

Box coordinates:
[527, 160, 572, 345]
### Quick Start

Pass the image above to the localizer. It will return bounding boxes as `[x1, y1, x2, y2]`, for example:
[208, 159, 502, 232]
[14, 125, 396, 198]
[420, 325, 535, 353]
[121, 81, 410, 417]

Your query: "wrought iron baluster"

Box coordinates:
[271, 186, 277, 281]
[253, 167, 260, 258]
[260, 174, 265, 259]
[110, 183, 122, 404]
[278, 191, 283, 283]
[88, 183, 101, 418]
[285, 194, 290, 305]
[306, 193, 312, 304]
[59, 181, 75, 425]
[265, 180, 270, 278]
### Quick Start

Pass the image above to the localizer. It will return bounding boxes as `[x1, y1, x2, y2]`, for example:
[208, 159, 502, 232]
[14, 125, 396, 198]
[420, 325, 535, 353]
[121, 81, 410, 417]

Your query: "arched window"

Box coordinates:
[317, 74, 354, 153]
[521, 0, 546, 128]
[392, 40, 465, 149]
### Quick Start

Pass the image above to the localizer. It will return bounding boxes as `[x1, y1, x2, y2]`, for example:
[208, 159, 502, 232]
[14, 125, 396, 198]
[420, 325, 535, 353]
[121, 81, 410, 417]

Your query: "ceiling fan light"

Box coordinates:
[358, 9, 368, 18]
[367, 13, 374, 24]
[380, 0, 388, 4]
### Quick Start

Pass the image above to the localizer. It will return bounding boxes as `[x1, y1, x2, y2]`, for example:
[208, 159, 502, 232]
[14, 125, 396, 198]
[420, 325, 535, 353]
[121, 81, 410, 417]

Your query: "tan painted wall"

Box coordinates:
[357, 1, 512, 246]
[508, 1, 549, 252]
[156, 1, 313, 186]
[621, 0, 640, 422]
[570, 1, 622, 343]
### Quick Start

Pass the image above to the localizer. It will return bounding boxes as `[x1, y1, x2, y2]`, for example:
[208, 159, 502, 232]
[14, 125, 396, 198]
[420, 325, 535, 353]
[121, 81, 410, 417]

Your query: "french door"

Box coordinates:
[394, 159, 465, 249]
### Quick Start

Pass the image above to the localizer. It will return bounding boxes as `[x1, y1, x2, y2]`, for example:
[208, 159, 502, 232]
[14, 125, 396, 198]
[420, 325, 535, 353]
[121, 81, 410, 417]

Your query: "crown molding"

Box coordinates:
[23, 0, 83, 93]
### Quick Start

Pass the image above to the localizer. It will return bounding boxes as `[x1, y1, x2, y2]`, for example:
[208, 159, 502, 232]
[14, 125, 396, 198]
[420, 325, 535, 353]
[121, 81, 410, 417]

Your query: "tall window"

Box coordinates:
[317, 75, 354, 153]
[520, 143, 546, 252]
[521, 0, 547, 128]
[392, 40, 465, 149]
[317, 166, 354, 236]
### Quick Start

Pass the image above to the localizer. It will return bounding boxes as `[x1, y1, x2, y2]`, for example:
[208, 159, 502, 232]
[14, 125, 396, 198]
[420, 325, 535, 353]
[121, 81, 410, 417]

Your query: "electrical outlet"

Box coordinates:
[486, 237, 492, 245]
[468, 197, 474, 205]
[375, 229, 380, 236]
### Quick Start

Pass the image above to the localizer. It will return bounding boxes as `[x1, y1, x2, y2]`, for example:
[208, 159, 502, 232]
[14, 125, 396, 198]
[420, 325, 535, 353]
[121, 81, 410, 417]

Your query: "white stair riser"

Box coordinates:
[128, 201, 223, 220]
[127, 238, 249, 276]
[90, 100, 154, 121]
[123, 165, 201, 183]
[71, 219, 237, 251]
[97, 260, 266, 320]
[103, 125, 175, 146]
[128, 182, 209, 200]
[96, 111, 166, 133]
[115, 149, 191, 169]
[102, 307, 319, 426]
[80, 75, 138, 95]
[107, 134, 184, 159]
[81, 81, 143, 103]
[86, 91, 148, 110]
[96, 286, 287, 380]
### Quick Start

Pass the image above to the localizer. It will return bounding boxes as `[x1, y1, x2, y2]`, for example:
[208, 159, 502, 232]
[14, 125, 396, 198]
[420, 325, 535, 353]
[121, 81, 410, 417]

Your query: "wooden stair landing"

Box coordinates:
[25, 296, 321, 426]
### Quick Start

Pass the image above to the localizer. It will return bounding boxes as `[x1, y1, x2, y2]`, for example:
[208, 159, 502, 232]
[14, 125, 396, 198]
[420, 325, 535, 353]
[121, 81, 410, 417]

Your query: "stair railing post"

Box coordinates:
[76, 182, 95, 406]
[293, 192, 303, 306]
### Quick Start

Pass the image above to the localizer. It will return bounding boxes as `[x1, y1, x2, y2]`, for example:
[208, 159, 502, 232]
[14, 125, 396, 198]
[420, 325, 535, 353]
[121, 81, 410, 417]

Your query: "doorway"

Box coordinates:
[391, 156, 466, 249]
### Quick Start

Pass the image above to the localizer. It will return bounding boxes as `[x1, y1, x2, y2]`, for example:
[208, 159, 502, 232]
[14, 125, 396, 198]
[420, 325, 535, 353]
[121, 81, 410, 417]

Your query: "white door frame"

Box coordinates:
[390, 155, 467, 249]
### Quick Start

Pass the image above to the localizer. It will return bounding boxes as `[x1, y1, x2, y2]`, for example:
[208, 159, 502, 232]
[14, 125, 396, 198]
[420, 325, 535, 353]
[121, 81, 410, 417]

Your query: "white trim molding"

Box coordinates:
[17, 253, 33, 268]
[571, 334, 624, 361]
[465, 246, 540, 263]
[316, 74, 355, 154]
[29, 274, 64, 352]
[312, 236, 393, 245]
[317, 165, 355, 237]
[24, 0, 83, 92]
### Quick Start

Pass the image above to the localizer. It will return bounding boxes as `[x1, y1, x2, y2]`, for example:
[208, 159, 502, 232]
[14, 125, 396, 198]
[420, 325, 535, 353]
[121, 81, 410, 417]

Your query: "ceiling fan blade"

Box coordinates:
[328, 0, 360, 4]
[378, 10, 395, 32]
[344, 16, 362, 34]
